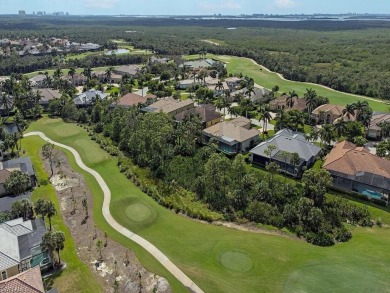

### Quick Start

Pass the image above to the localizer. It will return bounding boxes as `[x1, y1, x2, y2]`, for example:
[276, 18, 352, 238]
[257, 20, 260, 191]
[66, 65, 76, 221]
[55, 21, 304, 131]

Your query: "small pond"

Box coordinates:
[105, 49, 129, 55]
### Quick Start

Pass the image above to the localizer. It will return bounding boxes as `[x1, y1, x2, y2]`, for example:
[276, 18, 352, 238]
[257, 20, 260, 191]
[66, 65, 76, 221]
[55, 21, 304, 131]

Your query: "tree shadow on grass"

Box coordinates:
[43, 269, 63, 292]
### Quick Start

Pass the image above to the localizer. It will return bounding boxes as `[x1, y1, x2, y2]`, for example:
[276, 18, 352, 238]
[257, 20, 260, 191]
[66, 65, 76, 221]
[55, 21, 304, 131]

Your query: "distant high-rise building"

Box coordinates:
[18, 10, 26, 16]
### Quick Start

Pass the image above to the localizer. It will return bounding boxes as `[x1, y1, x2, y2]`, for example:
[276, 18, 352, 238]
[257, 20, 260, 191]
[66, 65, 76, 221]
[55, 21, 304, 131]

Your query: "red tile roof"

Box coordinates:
[175, 105, 221, 123]
[0, 266, 44, 293]
[117, 93, 148, 107]
[323, 141, 390, 179]
[0, 169, 11, 184]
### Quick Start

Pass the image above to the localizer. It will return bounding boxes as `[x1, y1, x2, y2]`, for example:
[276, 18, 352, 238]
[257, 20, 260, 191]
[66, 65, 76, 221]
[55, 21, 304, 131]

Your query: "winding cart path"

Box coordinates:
[25, 131, 204, 293]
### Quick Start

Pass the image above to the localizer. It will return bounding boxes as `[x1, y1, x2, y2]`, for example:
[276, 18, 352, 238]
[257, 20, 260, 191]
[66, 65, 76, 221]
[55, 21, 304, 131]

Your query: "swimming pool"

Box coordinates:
[355, 185, 383, 200]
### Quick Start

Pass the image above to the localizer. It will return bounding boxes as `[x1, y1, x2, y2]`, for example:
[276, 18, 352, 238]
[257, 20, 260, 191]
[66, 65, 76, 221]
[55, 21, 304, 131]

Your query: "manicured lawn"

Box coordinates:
[184, 54, 390, 112]
[23, 137, 103, 293]
[26, 117, 390, 293]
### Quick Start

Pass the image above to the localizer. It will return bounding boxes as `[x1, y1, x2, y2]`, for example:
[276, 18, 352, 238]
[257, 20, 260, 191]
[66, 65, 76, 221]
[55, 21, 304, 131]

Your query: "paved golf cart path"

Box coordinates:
[25, 131, 204, 293]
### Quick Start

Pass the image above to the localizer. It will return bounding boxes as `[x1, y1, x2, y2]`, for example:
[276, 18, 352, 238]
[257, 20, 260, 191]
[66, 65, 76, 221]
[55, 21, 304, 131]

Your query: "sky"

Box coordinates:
[0, 0, 389, 15]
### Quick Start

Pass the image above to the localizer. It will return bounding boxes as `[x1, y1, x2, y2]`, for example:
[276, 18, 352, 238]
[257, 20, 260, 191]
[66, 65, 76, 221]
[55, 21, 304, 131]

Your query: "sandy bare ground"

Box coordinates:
[43, 149, 171, 293]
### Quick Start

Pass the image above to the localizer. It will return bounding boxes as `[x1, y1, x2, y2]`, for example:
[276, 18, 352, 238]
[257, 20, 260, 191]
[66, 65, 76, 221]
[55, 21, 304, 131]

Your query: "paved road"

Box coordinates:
[25, 131, 204, 293]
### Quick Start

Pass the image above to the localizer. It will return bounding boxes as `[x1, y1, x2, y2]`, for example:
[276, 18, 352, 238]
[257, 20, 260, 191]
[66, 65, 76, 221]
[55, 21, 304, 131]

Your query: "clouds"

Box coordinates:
[274, 0, 297, 9]
[84, 0, 118, 9]
[199, 0, 242, 12]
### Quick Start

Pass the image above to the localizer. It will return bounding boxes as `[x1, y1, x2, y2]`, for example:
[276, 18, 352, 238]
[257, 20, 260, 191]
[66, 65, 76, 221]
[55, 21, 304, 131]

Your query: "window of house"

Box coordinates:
[1, 271, 7, 280]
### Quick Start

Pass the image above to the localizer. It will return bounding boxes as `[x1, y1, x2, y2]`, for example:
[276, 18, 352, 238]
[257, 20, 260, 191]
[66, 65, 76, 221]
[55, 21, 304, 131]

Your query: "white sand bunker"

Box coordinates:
[50, 174, 79, 191]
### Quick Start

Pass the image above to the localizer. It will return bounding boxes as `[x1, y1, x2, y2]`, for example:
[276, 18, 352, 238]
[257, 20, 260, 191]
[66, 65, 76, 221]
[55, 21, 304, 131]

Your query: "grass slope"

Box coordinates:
[26, 117, 390, 293]
[184, 54, 390, 112]
[23, 137, 103, 292]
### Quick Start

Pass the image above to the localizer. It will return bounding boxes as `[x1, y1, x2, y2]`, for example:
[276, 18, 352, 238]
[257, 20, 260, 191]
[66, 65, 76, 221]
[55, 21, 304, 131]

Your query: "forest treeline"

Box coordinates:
[2, 17, 390, 99]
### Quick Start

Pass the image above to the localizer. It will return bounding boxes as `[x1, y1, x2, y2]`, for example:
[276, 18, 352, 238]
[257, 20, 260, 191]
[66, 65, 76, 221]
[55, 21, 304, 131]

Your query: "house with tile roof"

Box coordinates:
[0, 266, 45, 292]
[115, 92, 156, 108]
[366, 112, 390, 140]
[1, 157, 36, 191]
[323, 140, 390, 199]
[141, 98, 195, 115]
[174, 104, 222, 128]
[311, 104, 350, 124]
[250, 129, 322, 176]
[269, 95, 307, 112]
[61, 73, 87, 86]
[73, 89, 107, 107]
[28, 75, 47, 88]
[0, 218, 51, 281]
[114, 65, 142, 77]
[35, 89, 61, 110]
[203, 117, 260, 154]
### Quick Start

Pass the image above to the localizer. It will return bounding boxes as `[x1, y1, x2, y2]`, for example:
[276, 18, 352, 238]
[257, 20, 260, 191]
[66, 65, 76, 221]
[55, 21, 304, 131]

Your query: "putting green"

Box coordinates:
[220, 251, 253, 272]
[125, 203, 152, 222]
[113, 197, 158, 229]
[284, 262, 389, 293]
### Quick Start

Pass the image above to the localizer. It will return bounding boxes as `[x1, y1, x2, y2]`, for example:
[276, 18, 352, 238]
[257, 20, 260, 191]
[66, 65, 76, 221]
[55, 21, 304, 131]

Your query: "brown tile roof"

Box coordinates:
[36, 88, 61, 103]
[144, 93, 157, 100]
[146, 98, 194, 114]
[115, 65, 141, 76]
[0, 169, 11, 184]
[369, 113, 390, 130]
[312, 104, 345, 116]
[323, 141, 390, 179]
[230, 117, 251, 127]
[117, 93, 148, 107]
[269, 95, 306, 112]
[0, 266, 44, 293]
[175, 105, 221, 123]
[203, 121, 260, 142]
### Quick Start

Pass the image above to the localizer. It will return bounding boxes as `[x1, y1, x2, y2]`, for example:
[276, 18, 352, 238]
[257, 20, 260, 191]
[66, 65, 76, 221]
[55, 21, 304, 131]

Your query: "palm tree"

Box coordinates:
[319, 124, 336, 146]
[44, 72, 52, 88]
[41, 232, 55, 267]
[53, 68, 63, 80]
[245, 85, 256, 101]
[334, 119, 346, 138]
[286, 90, 298, 108]
[105, 67, 114, 85]
[240, 98, 253, 118]
[379, 121, 390, 138]
[45, 201, 56, 231]
[215, 81, 224, 95]
[20, 198, 32, 221]
[290, 152, 301, 177]
[53, 231, 65, 265]
[264, 144, 276, 163]
[34, 198, 47, 219]
[304, 88, 317, 114]
[0, 92, 13, 117]
[342, 104, 356, 120]
[352, 100, 369, 121]
[82, 67, 92, 86]
[68, 67, 76, 87]
[213, 96, 224, 114]
[11, 200, 23, 219]
[259, 105, 272, 137]
[275, 107, 286, 130]
[96, 239, 104, 260]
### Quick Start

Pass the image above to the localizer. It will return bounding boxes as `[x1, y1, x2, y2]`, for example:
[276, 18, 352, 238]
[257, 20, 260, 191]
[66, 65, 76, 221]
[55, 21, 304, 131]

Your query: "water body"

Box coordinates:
[105, 49, 130, 55]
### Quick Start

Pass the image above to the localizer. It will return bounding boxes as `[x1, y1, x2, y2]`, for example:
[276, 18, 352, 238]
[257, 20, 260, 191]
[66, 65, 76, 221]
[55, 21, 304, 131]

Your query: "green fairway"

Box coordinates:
[26, 117, 390, 293]
[23, 137, 103, 292]
[184, 54, 390, 112]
